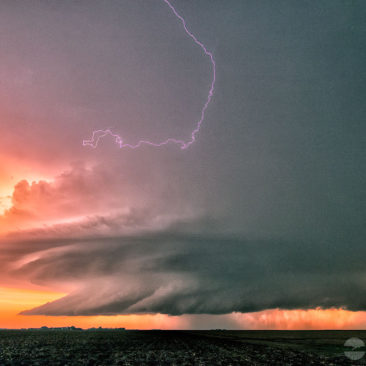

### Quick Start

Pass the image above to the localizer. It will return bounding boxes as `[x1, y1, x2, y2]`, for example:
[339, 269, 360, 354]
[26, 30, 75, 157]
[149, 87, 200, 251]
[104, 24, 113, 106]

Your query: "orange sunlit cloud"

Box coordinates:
[233, 308, 366, 330]
[0, 155, 54, 217]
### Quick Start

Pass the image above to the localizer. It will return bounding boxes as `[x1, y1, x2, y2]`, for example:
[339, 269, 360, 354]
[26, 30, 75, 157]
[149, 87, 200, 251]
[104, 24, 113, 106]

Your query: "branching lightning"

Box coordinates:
[82, 0, 216, 150]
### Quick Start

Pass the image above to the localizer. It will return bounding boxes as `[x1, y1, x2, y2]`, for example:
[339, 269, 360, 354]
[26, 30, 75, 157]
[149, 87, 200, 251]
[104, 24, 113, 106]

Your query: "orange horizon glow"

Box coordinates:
[0, 287, 188, 330]
[1, 287, 366, 330]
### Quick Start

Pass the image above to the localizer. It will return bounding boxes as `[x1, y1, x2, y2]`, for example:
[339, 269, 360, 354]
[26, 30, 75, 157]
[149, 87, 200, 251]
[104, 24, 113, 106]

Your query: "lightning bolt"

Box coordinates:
[82, 0, 216, 150]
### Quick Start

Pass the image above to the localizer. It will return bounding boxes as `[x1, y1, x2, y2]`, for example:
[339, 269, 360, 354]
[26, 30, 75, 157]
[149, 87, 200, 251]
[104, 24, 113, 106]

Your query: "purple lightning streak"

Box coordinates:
[82, 0, 216, 150]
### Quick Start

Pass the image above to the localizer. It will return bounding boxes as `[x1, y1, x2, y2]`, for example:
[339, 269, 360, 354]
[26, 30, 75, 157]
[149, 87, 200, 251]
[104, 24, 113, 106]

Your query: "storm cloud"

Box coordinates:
[1, 215, 362, 316]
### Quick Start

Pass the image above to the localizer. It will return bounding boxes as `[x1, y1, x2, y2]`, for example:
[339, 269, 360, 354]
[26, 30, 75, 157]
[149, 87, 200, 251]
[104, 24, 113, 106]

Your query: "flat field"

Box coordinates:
[0, 329, 365, 365]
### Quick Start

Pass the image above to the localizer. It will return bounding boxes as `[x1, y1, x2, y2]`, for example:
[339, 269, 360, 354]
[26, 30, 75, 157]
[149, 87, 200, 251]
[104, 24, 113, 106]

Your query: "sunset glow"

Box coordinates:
[2, 285, 366, 330]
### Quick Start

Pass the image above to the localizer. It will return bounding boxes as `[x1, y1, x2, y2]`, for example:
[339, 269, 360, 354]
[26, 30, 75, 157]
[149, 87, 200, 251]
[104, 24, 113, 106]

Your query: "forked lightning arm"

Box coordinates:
[83, 0, 216, 150]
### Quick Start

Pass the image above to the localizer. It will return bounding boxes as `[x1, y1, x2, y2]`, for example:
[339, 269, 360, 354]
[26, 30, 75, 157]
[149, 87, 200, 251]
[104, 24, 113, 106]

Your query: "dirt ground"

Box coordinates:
[0, 329, 365, 365]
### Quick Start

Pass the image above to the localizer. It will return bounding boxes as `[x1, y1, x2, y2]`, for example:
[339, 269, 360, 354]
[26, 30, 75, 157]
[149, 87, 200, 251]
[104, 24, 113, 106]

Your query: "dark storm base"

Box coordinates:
[0, 330, 365, 365]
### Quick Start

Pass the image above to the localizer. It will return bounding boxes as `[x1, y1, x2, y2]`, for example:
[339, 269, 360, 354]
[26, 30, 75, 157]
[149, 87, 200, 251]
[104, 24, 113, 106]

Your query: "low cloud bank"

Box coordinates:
[2, 220, 361, 316]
